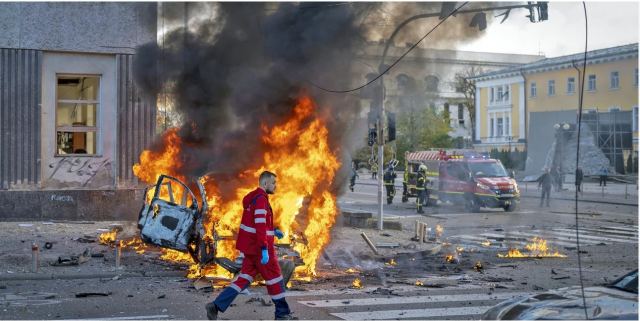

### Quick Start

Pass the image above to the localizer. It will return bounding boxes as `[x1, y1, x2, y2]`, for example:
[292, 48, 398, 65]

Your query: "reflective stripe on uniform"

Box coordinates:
[265, 275, 283, 285]
[240, 224, 274, 235]
[240, 224, 256, 233]
[255, 218, 266, 224]
[230, 283, 243, 292]
[238, 273, 253, 282]
[271, 292, 286, 300]
[255, 209, 267, 215]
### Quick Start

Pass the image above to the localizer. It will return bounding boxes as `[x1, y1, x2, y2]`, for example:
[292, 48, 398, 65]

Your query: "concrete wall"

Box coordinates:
[0, 2, 156, 55]
[41, 52, 117, 189]
[0, 188, 144, 221]
[0, 49, 41, 190]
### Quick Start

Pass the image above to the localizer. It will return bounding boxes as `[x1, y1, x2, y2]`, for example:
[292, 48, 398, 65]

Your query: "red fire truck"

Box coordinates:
[402, 149, 519, 212]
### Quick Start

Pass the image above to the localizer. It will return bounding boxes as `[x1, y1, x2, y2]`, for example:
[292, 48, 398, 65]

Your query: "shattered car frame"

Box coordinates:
[137, 174, 298, 284]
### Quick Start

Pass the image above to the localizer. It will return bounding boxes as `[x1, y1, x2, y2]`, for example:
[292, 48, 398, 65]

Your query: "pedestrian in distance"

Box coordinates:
[349, 161, 359, 192]
[550, 166, 561, 192]
[538, 168, 552, 207]
[599, 165, 608, 186]
[206, 171, 296, 320]
[371, 162, 378, 180]
[575, 167, 584, 192]
[383, 165, 396, 204]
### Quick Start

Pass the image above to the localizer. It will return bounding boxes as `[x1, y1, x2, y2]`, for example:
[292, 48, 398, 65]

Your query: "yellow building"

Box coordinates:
[472, 43, 638, 174]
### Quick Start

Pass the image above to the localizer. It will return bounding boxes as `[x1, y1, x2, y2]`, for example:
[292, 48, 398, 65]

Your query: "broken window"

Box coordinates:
[588, 74, 597, 91]
[56, 75, 100, 155]
[567, 77, 575, 93]
[548, 80, 555, 96]
[610, 71, 620, 89]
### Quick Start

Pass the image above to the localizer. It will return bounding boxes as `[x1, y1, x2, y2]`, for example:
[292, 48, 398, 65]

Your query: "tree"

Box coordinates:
[395, 105, 453, 167]
[454, 66, 483, 142]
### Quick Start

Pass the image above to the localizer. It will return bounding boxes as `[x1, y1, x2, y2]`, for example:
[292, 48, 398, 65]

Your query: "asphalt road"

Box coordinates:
[0, 177, 637, 320]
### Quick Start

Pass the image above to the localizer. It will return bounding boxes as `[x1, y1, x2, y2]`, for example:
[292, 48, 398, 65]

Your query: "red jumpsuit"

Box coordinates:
[211, 188, 290, 318]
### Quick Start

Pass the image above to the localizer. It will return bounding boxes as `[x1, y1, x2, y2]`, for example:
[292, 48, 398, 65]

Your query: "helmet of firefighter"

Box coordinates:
[419, 164, 427, 173]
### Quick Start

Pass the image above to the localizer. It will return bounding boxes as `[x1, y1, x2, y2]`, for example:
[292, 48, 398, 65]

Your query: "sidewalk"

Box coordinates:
[517, 180, 638, 206]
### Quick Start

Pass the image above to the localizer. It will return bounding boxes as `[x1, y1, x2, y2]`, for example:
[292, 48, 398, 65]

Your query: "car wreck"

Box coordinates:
[137, 174, 298, 284]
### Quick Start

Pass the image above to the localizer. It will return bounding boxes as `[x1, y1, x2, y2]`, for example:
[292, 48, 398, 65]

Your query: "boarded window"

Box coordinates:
[56, 75, 100, 155]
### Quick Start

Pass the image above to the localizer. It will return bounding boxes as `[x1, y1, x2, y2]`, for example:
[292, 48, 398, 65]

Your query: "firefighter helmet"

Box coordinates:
[418, 164, 427, 172]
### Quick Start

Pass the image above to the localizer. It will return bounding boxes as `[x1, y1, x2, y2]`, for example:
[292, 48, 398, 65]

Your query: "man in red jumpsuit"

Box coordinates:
[206, 171, 295, 320]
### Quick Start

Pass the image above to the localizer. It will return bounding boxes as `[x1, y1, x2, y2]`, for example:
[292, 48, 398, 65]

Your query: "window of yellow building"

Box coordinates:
[567, 77, 575, 94]
[588, 74, 596, 91]
[548, 80, 555, 96]
[610, 71, 620, 89]
[530, 82, 537, 97]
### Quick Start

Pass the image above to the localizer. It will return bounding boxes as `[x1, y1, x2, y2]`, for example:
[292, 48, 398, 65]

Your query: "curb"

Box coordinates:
[0, 270, 186, 281]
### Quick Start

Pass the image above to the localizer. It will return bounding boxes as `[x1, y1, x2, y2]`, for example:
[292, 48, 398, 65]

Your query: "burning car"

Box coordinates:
[137, 174, 298, 284]
[482, 270, 638, 320]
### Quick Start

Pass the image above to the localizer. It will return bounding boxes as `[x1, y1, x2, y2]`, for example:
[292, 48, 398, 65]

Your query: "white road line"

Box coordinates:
[552, 229, 637, 244]
[602, 226, 639, 233]
[573, 227, 638, 237]
[286, 284, 483, 298]
[62, 315, 170, 320]
[299, 291, 528, 307]
[331, 305, 495, 320]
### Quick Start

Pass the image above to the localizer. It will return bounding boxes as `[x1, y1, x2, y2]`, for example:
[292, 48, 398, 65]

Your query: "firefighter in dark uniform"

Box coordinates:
[383, 166, 396, 204]
[401, 170, 409, 203]
[416, 165, 428, 214]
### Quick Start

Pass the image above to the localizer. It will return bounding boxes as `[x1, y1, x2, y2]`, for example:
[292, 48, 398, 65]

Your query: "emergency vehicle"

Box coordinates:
[402, 149, 519, 212]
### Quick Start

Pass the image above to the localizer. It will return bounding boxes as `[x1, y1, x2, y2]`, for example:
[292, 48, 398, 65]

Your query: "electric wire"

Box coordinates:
[308, 2, 469, 94]
[575, 2, 589, 319]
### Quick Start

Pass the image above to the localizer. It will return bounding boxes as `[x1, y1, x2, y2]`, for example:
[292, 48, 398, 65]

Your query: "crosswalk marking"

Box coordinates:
[449, 225, 637, 249]
[62, 315, 170, 320]
[286, 284, 483, 298]
[299, 291, 528, 307]
[552, 229, 636, 244]
[569, 227, 638, 238]
[331, 306, 495, 320]
[601, 225, 638, 233]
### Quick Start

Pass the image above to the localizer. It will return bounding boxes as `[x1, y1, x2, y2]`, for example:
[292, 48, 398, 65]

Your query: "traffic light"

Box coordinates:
[537, 2, 548, 21]
[386, 112, 396, 142]
[526, 1, 536, 22]
[368, 126, 377, 147]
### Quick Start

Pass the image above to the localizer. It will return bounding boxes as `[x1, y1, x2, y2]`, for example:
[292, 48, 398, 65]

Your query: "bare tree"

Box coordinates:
[454, 66, 483, 142]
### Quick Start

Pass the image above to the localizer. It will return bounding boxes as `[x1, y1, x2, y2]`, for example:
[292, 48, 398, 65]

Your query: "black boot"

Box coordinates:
[205, 302, 219, 320]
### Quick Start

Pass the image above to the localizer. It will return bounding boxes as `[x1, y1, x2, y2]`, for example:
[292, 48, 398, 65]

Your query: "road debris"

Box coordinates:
[360, 232, 379, 255]
[75, 292, 111, 298]
[52, 248, 91, 266]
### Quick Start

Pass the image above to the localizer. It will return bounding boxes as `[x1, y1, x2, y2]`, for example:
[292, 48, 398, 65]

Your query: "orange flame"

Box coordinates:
[98, 231, 117, 245]
[133, 95, 340, 279]
[385, 258, 397, 266]
[351, 278, 363, 289]
[415, 280, 424, 286]
[498, 237, 567, 258]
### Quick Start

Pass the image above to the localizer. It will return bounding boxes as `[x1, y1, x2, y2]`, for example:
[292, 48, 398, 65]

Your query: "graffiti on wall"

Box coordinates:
[48, 157, 112, 187]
